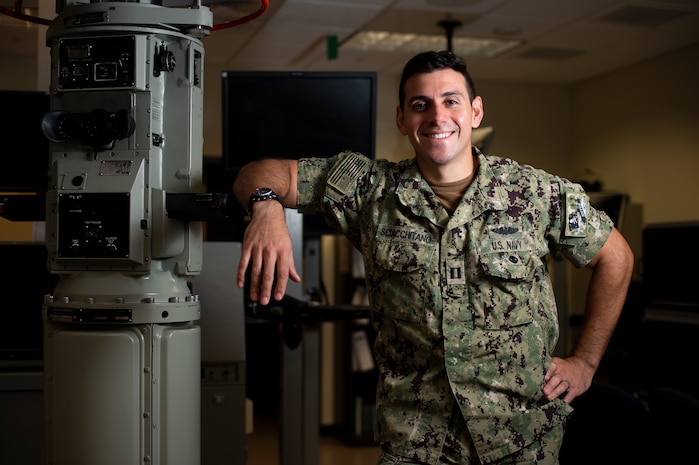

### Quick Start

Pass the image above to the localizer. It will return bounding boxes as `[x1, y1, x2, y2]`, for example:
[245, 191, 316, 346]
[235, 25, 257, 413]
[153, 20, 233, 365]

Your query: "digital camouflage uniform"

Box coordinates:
[296, 149, 613, 464]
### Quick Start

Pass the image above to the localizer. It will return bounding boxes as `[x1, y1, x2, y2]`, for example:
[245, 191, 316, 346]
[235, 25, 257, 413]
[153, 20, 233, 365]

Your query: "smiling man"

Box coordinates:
[397, 63, 482, 184]
[232, 51, 634, 465]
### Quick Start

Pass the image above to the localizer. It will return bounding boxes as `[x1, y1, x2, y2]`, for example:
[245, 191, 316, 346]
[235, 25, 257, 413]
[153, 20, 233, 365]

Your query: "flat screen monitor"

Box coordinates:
[642, 221, 699, 310]
[0, 90, 50, 192]
[221, 71, 377, 237]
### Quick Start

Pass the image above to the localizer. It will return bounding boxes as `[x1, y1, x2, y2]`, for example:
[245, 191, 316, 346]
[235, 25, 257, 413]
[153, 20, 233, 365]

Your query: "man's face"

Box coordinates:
[396, 68, 483, 179]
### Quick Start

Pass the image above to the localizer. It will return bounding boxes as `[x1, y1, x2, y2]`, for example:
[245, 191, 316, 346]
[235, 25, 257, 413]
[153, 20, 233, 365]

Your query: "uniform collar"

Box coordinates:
[396, 149, 508, 227]
[458, 149, 509, 215]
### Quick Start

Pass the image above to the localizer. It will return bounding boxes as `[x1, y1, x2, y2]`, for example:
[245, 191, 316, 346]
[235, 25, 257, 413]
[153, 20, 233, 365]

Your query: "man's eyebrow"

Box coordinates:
[442, 90, 465, 99]
[407, 94, 429, 105]
[407, 90, 464, 104]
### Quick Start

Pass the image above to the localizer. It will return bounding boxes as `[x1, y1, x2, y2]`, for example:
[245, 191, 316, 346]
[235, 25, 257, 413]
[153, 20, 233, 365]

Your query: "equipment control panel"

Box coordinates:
[58, 35, 136, 89]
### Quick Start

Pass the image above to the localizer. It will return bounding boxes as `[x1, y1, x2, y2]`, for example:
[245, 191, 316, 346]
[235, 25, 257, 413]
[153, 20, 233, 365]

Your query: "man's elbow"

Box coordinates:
[605, 229, 635, 281]
[587, 228, 634, 275]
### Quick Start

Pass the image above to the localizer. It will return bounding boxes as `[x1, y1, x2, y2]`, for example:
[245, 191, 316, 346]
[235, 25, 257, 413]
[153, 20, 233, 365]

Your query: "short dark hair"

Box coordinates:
[398, 50, 477, 109]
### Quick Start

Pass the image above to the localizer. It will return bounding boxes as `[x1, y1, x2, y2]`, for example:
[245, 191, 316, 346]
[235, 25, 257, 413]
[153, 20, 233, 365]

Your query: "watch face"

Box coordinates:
[248, 187, 280, 215]
[255, 187, 273, 197]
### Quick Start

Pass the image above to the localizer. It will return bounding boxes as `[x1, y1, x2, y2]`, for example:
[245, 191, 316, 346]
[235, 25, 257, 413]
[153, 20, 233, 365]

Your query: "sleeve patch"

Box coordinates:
[565, 192, 588, 237]
[326, 152, 370, 201]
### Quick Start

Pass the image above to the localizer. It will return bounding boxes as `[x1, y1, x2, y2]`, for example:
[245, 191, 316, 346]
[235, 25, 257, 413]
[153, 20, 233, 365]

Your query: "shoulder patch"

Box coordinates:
[326, 152, 371, 200]
[565, 191, 588, 237]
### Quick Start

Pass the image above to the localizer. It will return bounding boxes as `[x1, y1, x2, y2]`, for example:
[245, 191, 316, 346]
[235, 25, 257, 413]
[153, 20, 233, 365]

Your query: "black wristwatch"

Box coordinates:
[248, 187, 282, 216]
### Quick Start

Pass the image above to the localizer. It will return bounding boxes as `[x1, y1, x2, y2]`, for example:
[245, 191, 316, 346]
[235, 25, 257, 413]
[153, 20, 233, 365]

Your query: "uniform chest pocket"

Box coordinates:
[370, 241, 433, 323]
[479, 251, 538, 281]
[473, 251, 542, 329]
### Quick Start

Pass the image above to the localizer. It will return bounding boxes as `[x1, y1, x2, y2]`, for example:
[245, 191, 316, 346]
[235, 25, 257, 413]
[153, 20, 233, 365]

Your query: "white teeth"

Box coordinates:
[427, 132, 450, 139]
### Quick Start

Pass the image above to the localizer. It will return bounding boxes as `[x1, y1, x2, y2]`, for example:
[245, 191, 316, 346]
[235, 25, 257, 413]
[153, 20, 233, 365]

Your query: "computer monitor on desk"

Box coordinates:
[220, 70, 377, 238]
[642, 221, 699, 324]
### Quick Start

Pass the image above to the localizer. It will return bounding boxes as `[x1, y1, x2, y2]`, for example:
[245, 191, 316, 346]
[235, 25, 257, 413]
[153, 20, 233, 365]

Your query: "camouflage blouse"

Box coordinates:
[297, 149, 613, 464]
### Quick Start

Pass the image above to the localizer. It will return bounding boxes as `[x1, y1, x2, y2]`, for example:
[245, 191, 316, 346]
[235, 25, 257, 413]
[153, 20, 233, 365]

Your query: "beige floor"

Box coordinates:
[246, 413, 382, 465]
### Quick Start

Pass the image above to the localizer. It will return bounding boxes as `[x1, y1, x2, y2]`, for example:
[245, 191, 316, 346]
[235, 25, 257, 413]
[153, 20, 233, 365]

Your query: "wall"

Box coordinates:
[569, 43, 699, 225]
[475, 80, 572, 177]
[0, 54, 38, 90]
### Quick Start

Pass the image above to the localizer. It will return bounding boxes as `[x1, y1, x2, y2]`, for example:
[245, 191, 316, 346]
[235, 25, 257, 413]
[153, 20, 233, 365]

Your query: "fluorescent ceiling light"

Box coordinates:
[343, 31, 522, 58]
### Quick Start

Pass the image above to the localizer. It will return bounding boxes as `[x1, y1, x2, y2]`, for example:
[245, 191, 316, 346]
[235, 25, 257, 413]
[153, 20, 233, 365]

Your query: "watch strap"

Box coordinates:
[248, 188, 282, 216]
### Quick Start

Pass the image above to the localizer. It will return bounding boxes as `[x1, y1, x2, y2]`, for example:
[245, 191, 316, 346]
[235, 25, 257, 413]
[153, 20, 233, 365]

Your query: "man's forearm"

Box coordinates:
[571, 229, 634, 371]
[232, 158, 298, 208]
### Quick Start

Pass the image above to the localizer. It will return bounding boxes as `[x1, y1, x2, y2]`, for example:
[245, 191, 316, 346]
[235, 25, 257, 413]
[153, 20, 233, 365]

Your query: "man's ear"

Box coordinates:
[396, 105, 408, 135]
[471, 96, 484, 128]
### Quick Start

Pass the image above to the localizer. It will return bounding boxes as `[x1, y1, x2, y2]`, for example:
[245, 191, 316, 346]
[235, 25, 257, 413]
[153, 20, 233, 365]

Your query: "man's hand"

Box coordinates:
[544, 356, 595, 404]
[236, 201, 301, 305]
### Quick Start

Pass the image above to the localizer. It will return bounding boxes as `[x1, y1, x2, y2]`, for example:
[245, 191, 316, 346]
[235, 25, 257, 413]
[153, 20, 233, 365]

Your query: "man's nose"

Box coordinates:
[428, 104, 448, 124]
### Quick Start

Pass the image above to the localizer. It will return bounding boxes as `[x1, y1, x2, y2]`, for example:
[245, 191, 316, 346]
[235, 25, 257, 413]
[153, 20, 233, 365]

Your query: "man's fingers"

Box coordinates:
[237, 212, 299, 305]
[271, 248, 301, 302]
[236, 249, 251, 289]
[258, 250, 278, 305]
